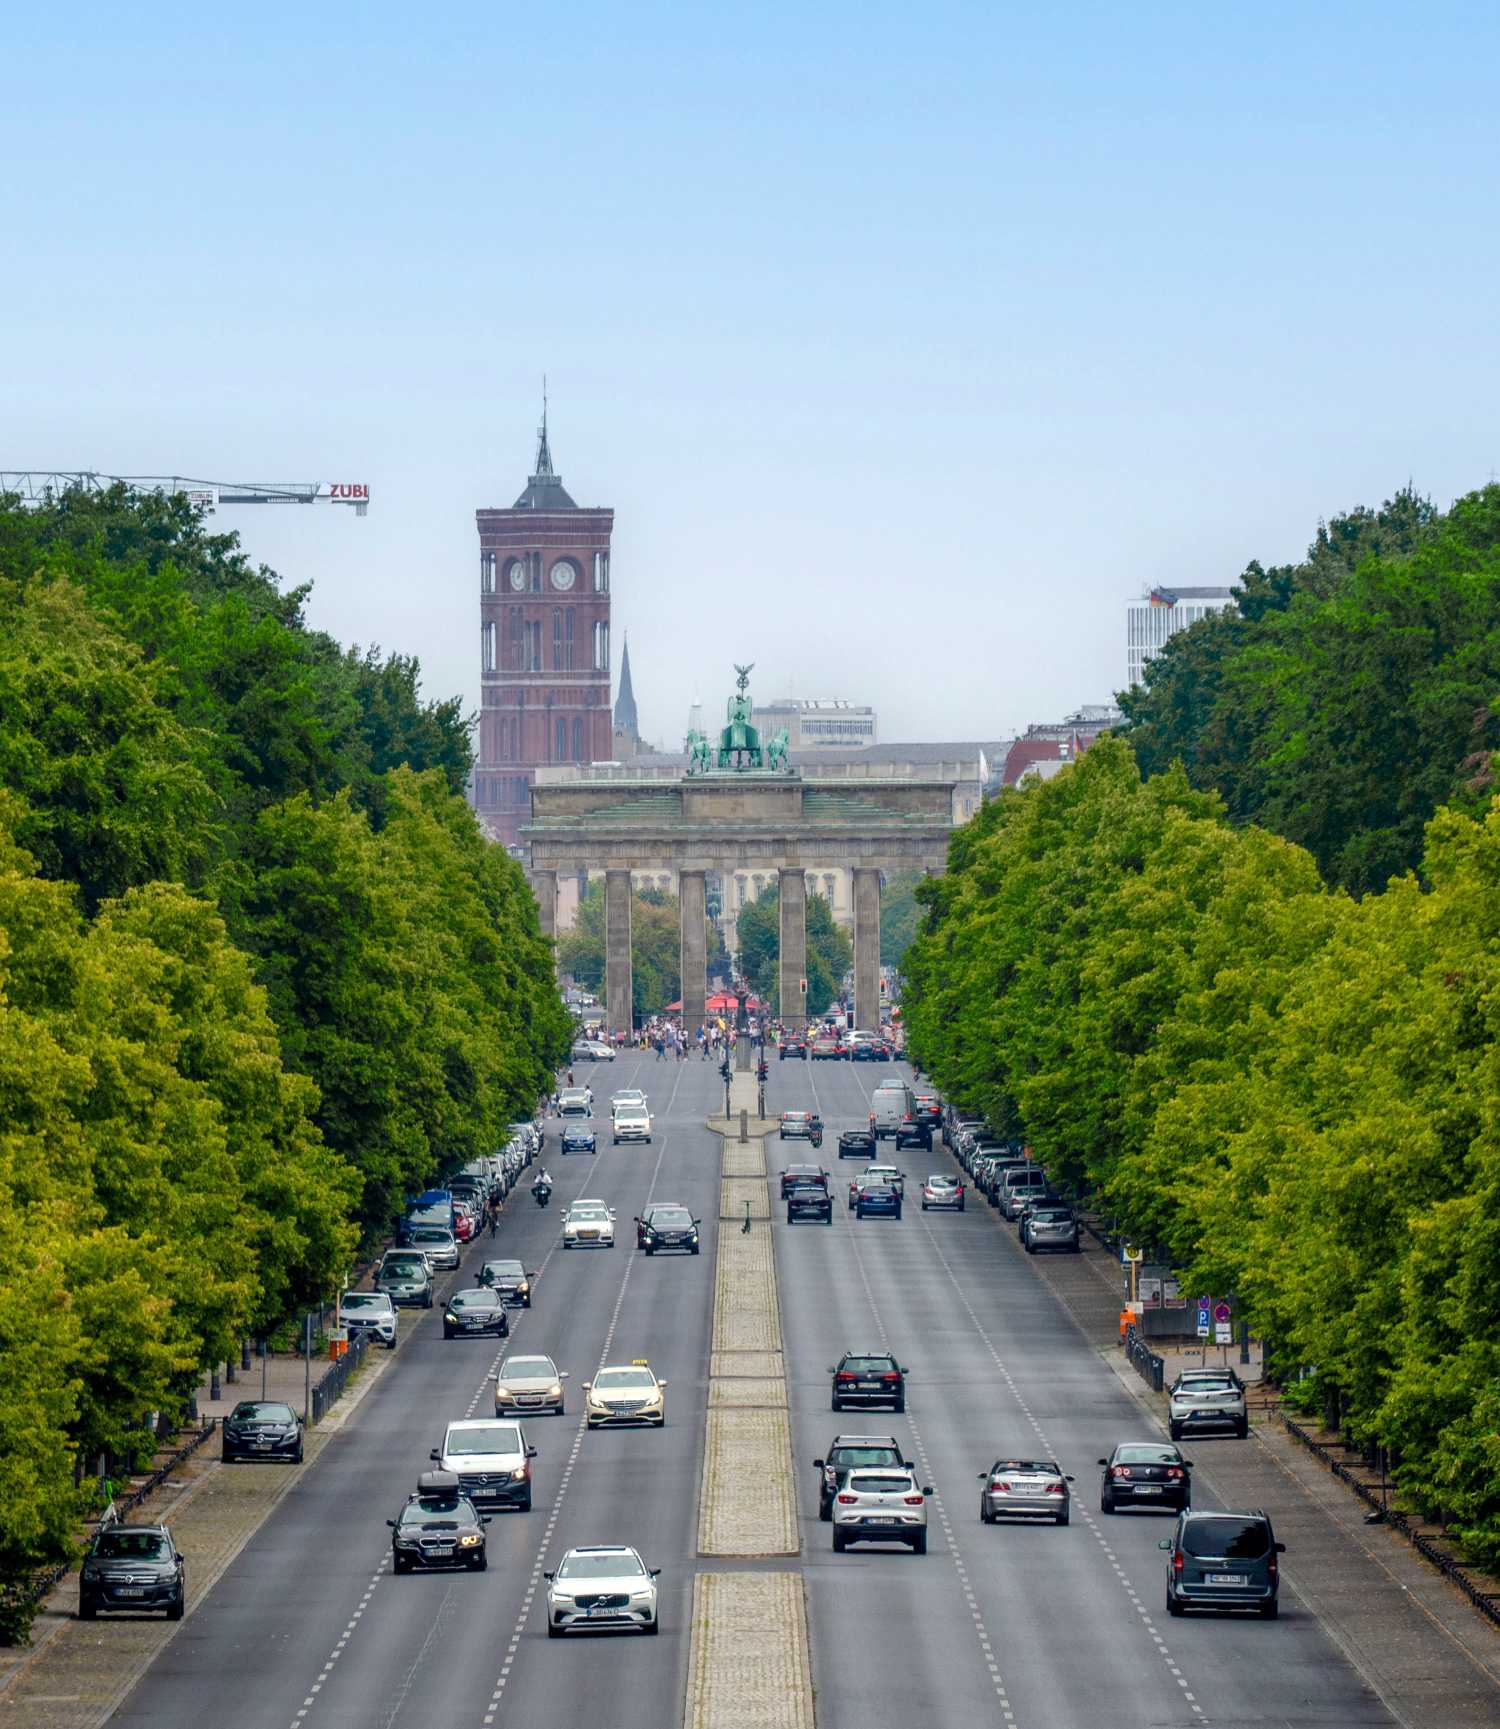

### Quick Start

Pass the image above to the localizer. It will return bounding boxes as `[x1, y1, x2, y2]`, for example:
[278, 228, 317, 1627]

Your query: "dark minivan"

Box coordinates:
[1161, 1509, 1284, 1617]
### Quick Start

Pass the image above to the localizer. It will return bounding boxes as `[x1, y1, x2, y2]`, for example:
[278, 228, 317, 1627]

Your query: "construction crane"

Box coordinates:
[0, 471, 370, 515]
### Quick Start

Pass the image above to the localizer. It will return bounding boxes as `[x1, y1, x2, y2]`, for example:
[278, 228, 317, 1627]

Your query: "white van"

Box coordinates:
[869, 1082, 915, 1141]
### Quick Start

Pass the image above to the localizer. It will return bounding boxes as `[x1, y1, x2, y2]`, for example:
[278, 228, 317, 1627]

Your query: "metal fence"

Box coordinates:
[1123, 1323, 1165, 1393]
[310, 1328, 369, 1426]
[1281, 1413, 1500, 1630]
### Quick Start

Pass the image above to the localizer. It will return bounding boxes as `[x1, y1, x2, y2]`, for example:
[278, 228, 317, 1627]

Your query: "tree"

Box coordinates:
[880, 871, 924, 970]
[732, 885, 851, 1015]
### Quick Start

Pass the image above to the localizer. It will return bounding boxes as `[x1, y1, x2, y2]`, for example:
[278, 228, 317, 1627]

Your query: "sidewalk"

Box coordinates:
[1007, 1211, 1500, 1728]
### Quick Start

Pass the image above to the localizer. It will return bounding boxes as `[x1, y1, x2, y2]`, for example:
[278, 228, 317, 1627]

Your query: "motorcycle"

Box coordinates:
[531, 1183, 552, 1208]
[810, 1121, 824, 1150]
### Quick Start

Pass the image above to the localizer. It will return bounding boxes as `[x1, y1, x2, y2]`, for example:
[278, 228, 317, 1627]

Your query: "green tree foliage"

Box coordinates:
[1119, 485, 1500, 893]
[733, 885, 852, 1016]
[906, 737, 1500, 1573]
[879, 871, 924, 971]
[556, 881, 693, 1021]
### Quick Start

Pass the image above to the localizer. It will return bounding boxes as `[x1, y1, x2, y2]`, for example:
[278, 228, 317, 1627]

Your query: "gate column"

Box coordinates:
[778, 867, 808, 1034]
[679, 869, 707, 1032]
[605, 869, 634, 1037]
[852, 867, 882, 1032]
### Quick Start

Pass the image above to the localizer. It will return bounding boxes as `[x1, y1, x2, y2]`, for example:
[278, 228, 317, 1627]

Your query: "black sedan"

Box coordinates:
[443, 1288, 510, 1340]
[780, 1036, 808, 1060]
[830, 1351, 908, 1413]
[779, 1162, 830, 1200]
[837, 1129, 876, 1161]
[786, 1178, 834, 1224]
[476, 1258, 533, 1306]
[1099, 1441, 1193, 1514]
[388, 1473, 490, 1573]
[222, 1400, 304, 1464]
[78, 1524, 185, 1620]
[854, 1182, 903, 1220]
[640, 1204, 702, 1254]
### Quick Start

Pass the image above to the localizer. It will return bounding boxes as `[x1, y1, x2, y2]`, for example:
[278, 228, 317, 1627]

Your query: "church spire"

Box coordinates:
[614, 633, 640, 739]
[534, 376, 554, 477]
[513, 377, 577, 508]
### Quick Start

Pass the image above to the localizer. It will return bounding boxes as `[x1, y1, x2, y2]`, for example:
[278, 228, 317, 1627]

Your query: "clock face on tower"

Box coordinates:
[549, 559, 577, 592]
[508, 559, 527, 591]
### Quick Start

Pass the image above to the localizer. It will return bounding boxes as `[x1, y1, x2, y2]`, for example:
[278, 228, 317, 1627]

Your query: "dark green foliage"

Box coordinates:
[734, 884, 852, 1016]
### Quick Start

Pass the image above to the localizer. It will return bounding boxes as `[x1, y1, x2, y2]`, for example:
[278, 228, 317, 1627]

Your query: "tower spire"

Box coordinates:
[534, 375, 554, 477]
[614, 632, 639, 740]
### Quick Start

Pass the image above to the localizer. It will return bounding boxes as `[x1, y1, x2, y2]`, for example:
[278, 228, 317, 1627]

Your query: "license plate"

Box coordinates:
[1207, 1572, 1241, 1585]
[864, 1519, 903, 1529]
[584, 1606, 617, 1619]
[857, 1381, 881, 1390]
[252, 1441, 272, 1450]
[519, 1395, 542, 1405]
[428, 1545, 454, 1556]
[1135, 1484, 1162, 1494]
[115, 1587, 146, 1598]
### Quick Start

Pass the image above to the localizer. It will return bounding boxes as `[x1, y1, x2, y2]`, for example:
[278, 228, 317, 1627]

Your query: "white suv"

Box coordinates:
[340, 1290, 397, 1348]
[832, 1467, 933, 1553]
[612, 1106, 652, 1144]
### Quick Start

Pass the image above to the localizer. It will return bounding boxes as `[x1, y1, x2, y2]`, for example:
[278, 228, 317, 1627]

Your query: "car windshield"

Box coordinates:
[1032, 1209, 1072, 1222]
[483, 1261, 525, 1278]
[849, 1473, 912, 1493]
[571, 1208, 608, 1221]
[410, 1228, 453, 1244]
[451, 1290, 497, 1308]
[559, 1551, 645, 1580]
[502, 1356, 557, 1379]
[841, 1357, 895, 1373]
[992, 1460, 1057, 1474]
[230, 1402, 294, 1422]
[342, 1293, 386, 1310]
[401, 1500, 463, 1526]
[1181, 1517, 1271, 1559]
[445, 1424, 521, 1454]
[831, 1446, 900, 1466]
[1116, 1445, 1181, 1465]
[1178, 1376, 1236, 1393]
[94, 1531, 168, 1560]
[651, 1209, 693, 1227]
[783, 1112, 810, 1122]
[595, 1369, 655, 1389]
[926, 1175, 957, 1187]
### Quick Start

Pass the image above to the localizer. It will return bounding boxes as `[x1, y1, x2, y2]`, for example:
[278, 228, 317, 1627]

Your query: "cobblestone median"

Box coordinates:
[721, 1142, 767, 1178]
[708, 1377, 787, 1409]
[697, 1408, 799, 1555]
[686, 1573, 814, 1729]
[711, 1235, 782, 1356]
[710, 1350, 783, 1379]
[720, 1176, 771, 1219]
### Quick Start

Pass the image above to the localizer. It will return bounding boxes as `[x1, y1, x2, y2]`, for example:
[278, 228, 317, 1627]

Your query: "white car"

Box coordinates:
[572, 1040, 616, 1062]
[557, 1088, 593, 1118]
[610, 1089, 647, 1113]
[545, 1545, 659, 1637]
[429, 1418, 538, 1513]
[612, 1106, 652, 1145]
[832, 1466, 932, 1553]
[584, 1360, 667, 1428]
[340, 1289, 398, 1348]
[562, 1200, 616, 1248]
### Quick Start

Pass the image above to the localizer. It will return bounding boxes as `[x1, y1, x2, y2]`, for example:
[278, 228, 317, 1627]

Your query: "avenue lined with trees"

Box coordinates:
[0, 489, 570, 1634]
[905, 483, 1500, 1575]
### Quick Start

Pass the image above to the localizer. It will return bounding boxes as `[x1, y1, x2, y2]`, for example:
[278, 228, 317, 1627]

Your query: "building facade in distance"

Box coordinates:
[751, 697, 877, 750]
[1125, 586, 1237, 687]
[471, 417, 614, 847]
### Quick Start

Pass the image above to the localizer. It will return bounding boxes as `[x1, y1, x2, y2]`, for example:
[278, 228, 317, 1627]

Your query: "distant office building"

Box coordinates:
[995, 703, 1121, 791]
[752, 697, 876, 750]
[1126, 587, 1237, 687]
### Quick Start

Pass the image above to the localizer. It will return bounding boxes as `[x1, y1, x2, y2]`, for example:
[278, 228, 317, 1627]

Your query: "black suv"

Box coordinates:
[813, 1435, 908, 1520]
[78, 1524, 185, 1620]
[786, 1177, 834, 1225]
[388, 1471, 490, 1573]
[830, 1351, 908, 1413]
[837, 1129, 876, 1161]
[1161, 1509, 1284, 1618]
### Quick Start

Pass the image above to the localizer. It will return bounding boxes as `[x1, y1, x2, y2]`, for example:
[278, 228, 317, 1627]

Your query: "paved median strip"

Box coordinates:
[686, 1573, 814, 1729]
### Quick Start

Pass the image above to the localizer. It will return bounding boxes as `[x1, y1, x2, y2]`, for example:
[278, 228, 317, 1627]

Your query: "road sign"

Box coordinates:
[1122, 1244, 1144, 1264]
[1196, 1297, 1211, 1340]
[1213, 1301, 1232, 1324]
[1214, 1322, 1232, 1344]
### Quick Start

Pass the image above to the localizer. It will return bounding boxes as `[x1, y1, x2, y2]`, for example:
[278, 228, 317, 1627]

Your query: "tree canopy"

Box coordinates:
[735, 885, 852, 1016]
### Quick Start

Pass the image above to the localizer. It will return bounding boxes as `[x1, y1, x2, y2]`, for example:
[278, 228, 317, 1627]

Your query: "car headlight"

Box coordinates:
[518, 1281, 530, 1294]
[551, 1590, 575, 1604]
[547, 1383, 562, 1398]
[629, 1589, 654, 1601]
[459, 1534, 482, 1548]
[444, 1311, 458, 1323]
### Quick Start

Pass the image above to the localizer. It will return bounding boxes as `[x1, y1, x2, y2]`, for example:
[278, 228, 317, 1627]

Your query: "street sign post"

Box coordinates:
[1213, 1299, 1232, 1346]
[1196, 1297, 1211, 1340]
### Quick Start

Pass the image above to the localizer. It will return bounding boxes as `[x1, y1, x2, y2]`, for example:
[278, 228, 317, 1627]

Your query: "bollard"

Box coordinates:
[739, 1107, 748, 1141]
[225, 1356, 235, 1383]
[1239, 1320, 1251, 1366]
[209, 1366, 221, 1401]
[241, 1336, 252, 1372]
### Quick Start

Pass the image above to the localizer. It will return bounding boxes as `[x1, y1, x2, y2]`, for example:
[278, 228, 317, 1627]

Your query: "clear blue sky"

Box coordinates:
[7, 2, 1497, 746]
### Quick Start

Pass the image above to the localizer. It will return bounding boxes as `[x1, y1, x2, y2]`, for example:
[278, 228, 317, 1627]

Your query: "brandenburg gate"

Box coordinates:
[522, 668, 953, 1033]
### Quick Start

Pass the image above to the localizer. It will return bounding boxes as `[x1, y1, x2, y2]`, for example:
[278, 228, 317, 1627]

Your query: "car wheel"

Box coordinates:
[424, 1293, 433, 1309]
[1056, 1509, 1069, 1526]
[294, 1443, 304, 1464]
[980, 1502, 992, 1524]
[644, 1614, 660, 1636]
[1024, 1240, 1034, 1254]
[519, 1490, 532, 1512]
[646, 1246, 655, 1255]
[1168, 1423, 1182, 1441]
[958, 1201, 965, 1211]
[1101, 1490, 1115, 1514]
[1167, 1589, 1183, 1617]
[168, 1594, 185, 1621]
[823, 1215, 832, 1226]
[78, 1596, 97, 1620]
[893, 1397, 906, 1414]
[832, 1529, 848, 1552]
[386, 1337, 397, 1350]
[472, 1552, 488, 1571]
[1237, 1420, 1249, 1439]
[921, 1202, 928, 1211]
[831, 1397, 842, 1412]
[393, 1553, 410, 1574]
[444, 1328, 454, 1339]
[1259, 1597, 1279, 1619]
[523, 1296, 532, 1308]
[221, 1451, 233, 1465]
[546, 1620, 561, 1638]
[819, 1500, 832, 1523]
[910, 1531, 928, 1554]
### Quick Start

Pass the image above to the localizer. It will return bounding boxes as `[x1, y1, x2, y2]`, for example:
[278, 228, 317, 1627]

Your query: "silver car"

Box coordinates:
[1168, 1370, 1248, 1441]
[978, 1457, 1073, 1524]
[832, 1467, 932, 1553]
[406, 1224, 459, 1270]
[1022, 1206, 1080, 1254]
[920, 1174, 966, 1211]
[495, 1353, 569, 1417]
[546, 1545, 659, 1636]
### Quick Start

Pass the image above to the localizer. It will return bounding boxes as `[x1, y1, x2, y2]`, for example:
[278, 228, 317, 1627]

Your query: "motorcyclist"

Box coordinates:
[531, 1166, 553, 1204]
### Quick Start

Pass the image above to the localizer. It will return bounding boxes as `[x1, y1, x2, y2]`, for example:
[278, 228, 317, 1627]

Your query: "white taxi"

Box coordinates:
[584, 1359, 667, 1428]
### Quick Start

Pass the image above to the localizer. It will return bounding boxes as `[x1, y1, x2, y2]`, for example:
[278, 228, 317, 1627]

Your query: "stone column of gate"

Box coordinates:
[529, 870, 558, 942]
[778, 867, 807, 1034]
[852, 867, 882, 1031]
[604, 869, 634, 1037]
[679, 870, 707, 1032]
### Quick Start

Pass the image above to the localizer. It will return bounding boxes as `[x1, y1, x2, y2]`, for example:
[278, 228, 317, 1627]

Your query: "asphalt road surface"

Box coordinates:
[108, 1044, 1420, 1729]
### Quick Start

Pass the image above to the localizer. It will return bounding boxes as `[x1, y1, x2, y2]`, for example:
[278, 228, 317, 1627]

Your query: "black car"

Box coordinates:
[222, 1400, 304, 1464]
[1161, 1509, 1284, 1618]
[837, 1129, 876, 1161]
[893, 1117, 933, 1152]
[78, 1524, 185, 1620]
[388, 1472, 490, 1573]
[787, 1178, 834, 1224]
[911, 1092, 942, 1129]
[561, 1122, 597, 1154]
[813, 1434, 908, 1520]
[443, 1287, 510, 1340]
[1099, 1441, 1193, 1514]
[639, 1204, 701, 1254]
[476, 1258, 533, 1306]
[830, 1351, 908, 1413]
[854, 1182, 902, 1220]
[780, 1036, 807, 1060]
[779, 1162, 830, 1201]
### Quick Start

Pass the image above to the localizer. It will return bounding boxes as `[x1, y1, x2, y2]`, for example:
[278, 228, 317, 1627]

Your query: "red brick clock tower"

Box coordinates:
[472, 409, 614, 847]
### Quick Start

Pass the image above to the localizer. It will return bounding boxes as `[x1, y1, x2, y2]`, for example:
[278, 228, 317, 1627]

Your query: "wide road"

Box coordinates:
[774, 1054, 1395, 1729]
[109, 1049, 723, 1729]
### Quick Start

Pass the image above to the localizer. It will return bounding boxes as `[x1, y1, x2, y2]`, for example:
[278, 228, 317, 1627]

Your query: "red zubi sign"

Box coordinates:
[329, 483, 369, 502]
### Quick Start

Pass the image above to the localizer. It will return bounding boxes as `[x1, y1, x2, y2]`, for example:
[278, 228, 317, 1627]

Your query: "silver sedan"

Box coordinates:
[979, 1457, 1073, 1525]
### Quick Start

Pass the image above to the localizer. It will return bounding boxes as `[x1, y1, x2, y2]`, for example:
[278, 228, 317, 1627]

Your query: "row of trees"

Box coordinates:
[905, 483, 1500, 1573]
[735, 884, 853, 1015]
[0, 489, 570, 1636]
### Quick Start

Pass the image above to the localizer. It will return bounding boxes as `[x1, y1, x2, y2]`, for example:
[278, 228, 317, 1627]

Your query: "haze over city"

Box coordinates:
[9, 1, 1497, 745]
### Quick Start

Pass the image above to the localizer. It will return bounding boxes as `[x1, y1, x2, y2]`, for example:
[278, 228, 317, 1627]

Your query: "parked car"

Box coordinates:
[1099, 1442, 1193, 1514]
[998, 1167, 1051, 1220]
[376, 1250, 435, 1308]
[78, 1524, 185, 1620]
[1160, 1509, 1284, 1618]
[222, 1400, 304, 1464]
[1021, 1206, 1080, 1253]
[341, 1289, 398, 1348]
[406, 1224, 459, 1271]
[1168, 1369, 1249, 1441]
[978, 1457, 1073, 1524]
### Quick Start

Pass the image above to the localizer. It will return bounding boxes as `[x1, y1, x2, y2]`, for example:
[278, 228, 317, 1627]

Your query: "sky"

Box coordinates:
[7, 1, 1498, 748]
